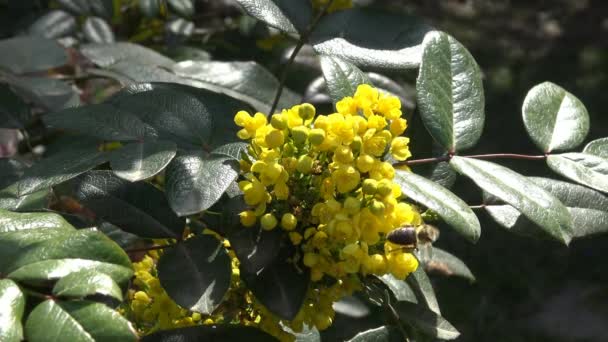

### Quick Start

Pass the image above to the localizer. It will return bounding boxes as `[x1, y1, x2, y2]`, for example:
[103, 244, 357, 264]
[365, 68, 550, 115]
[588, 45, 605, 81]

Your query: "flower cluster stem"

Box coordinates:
[393, 153, 547, 166]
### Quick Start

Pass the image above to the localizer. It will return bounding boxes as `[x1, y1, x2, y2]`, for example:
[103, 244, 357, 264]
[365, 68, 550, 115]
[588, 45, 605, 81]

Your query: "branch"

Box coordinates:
[393, 153, 547, 167]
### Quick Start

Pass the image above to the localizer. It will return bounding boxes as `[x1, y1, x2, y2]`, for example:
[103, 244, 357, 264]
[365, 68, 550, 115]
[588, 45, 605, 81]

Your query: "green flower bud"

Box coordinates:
[297, 155, 314, 174]
[281, 213, 298, 231]
[376, 179, 393, 197]
[260, 213, 278, 230]
[362, 179, 378, 195]
[298, 103, 316, 120]
[343, 196, 361, 215]
[270, 114, 287, 130]
[309, 128, 326, 146]
[350, 136, 362, 153]
[369, 199, 385, 216]
[291, 126, 309, 146]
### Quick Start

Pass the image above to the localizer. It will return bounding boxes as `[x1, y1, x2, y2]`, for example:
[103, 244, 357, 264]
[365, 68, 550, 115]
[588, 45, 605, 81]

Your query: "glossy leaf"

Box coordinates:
[424, 247, 475, 281]
[90, 0, 113, 18]
[0, 209, 73, 233]
[165, 151, 239, 216]
[547, 153, 608, 194]
[228, 224, 282, 274]
[0, 279, 25, 342]
[211, 142, 248, 160]
[0, 190, 51, 212]
[157, 235, 231, 314]
[394, 170, 480, 242]
[28, 10, 77, 39]
[333, 296, 370, 318]
[166, 18, 194, 37]
[1, 145, 107, 197]
[8, 76, 79, 110]
[167, 0, 194, 18]
[347, 326, 402, 342]
[25, 300, 136, 342]
[81, 42, 174, 68]
[394, 301, 460, 340]
[109, 140, 177, 181]
[83, 17, 115, 43]
[450, 156, 573, 245]
[405, 267, 441, 314]
[172, 60, 300, 113]
[139, 0, 161, 18]
[141, 325, 278, 342]
[522, 82, 589, 153]
[311, 9, 432, 69]
[427, 161, 457, 189]
[52, 270, 123, 301]
[378, 274, 417, 303]
[319, 55, 370, 106]
[583, 138, 608, 159]
[0, 83, 30, 128]
[56, 0, 90, 14]
[234, 0, 312, 35]
[416, 31, 485, 152]
[66, 171, 185, 238]
[0, 36, 68, 74]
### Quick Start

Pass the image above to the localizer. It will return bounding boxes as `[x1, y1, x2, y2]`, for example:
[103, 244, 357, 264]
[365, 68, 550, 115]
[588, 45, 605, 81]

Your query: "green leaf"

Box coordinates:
[28, 10, 77, 39]
[333, 296, 370, 318]
[547, 153, 608, 194]
[0, 36, 68, 74]
[0, 209, 73, 233]
[416, 31, 485, 152]
[172, 60, 300, 113]
[166, 151, 239, 216]
[139, 0, 161, 18]
[52, 270, 123, 301]
[83, 17, 115, 44]
[44, 103, 158, 141]
[378, 274, 417, 303]
[57, 0, 90, 14]
[90, 0, 114, 19]
[241, 257, 309, 320]
[1, 145, 107, 197]
[81, 42, 174, 68]
[157, 235, 231, 314]
[8, 76, 79, 110]
[311, 9, 432, 69]
[347, 326, 402, 342]
[583, 138, 608, 159]
[211, 142, 248, 160]
[167, 0, 194, 18]
[0, 83, 31, 128]
[394, 301, 460, 340]
[109, 140, 177, 181]
[427, 161, 457, 189]
[424, 247, 475, 282]
[66, 171, 185, 238]
[0, 159, 25, 188]
[0, 189, 51, 212]
[522, 82, 589, 153]
[166, 18, 194, 37]
[141, 325, 278, 342]
[394, 170, 480, 242]
[229, 224, 282, 274]
[0, 279, 25, 342]
[319, 55, 370, 106]
[450, 156, 573, 245]
[25, 300, 136, 342]
[234, 0, 312, 35]
[405, 267, 441, 315]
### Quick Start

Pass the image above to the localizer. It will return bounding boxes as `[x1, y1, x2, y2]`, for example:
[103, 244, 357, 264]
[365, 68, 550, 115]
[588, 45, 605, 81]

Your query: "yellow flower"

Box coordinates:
[390, 137, 411, 161]
[331, 165, 360, 193]
[239, 210, 257, 227]
[376, 94, 402, 120]
[390, 118, 408, 136]
[239, 178, 267, 205]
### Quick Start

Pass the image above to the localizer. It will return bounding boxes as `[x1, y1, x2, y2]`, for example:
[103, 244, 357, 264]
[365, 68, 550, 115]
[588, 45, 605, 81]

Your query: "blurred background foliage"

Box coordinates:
[0, 0, 606, 341]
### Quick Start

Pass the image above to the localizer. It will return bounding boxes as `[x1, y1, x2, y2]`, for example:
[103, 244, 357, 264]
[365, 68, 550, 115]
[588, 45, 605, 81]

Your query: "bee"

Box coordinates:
[386, 225, 418, 253]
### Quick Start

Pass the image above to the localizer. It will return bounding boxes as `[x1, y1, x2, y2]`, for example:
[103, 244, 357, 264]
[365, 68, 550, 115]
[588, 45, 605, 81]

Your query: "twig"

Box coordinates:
[268, 0, 336, 116]
[393, 152, 547, 167]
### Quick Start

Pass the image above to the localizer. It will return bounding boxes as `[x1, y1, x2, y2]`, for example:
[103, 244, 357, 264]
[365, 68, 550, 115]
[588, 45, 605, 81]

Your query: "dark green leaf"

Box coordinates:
[0, 83, 30, 128]
[52, 270, 123, 301]
[56, 0, 90, 14]
[9, 76, 79, 110]
[25, 300, 136, 342]
[169, 46, 211, 62]
[228, 219, 282, 274]
[241, 257, 309, 320]
[405, 267, 441, 314]
[28, 10, 77, 39]
[347, 326, 402, 342]
[157, 235, 231, 314]
[311, 9, 432, 69]
[83, 17, 115, 44]
[172, 60, 300, 113]
[416, 31, 485, 152]
[394, 170, 480, 242]
[427, 161, 457, 189]
[211, 142, 248, 160]
[319, 55, 370, 106]
[1, 145, 107, 197]
[0, 36, 68, 74]
[166, 18, 195, 37]
[165, 151, 239, 216]
[66, 171, 184, 238]
[0, 209, 73, 233]
[450, 156, 573, 245]
[0, 279, 25, 342]
[333, 296, 370, 318]
[394, 301, 460, 340]
[583, 138, 608, 159]
[424, 247, 475, 281]
[0, 189, 51, 212]
[0, 158, 24, 188]
[141, 325, 278, 342]
[81, 42, 174, 68]
[234, 0, 312, 35]
[97, 222, 142, 250]
[547, 153, 608, 194]
[139, 0, 161, 18]
[109, 140, 177, 181]
[167, 0, 195, 18]
[44, 103, 158, 141]
[522, 82, 589, 152]
[378, 274, 417, 303]
[90, 0, 114, 19]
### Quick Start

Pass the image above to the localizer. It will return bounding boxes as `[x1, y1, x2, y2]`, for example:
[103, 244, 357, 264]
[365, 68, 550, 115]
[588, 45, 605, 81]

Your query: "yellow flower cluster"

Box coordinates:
[312, 0, 352, 13]
[233, 84, 421, 333]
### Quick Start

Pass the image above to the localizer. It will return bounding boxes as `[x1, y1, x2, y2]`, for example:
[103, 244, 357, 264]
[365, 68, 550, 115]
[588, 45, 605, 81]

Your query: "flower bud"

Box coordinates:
[343, 197, 361, 215]
[362, 179, 378, 195]
[260, 213, 278, 230]
[303, 252, 319, 267]
[291, 126, 309, 146]
[297, 155, 314, 174]
[369, 199, 385, 216]
[265, 129, 284, 148]
[350, 136, 362, 152]
[239, 210, 257, 227]
[281, 213, 298, 231]
[270, 114, 287, 129]
[298, 103, 316, 120]
[309, 128, 326, 145]
[333, 145, 354, 164]
[376, 179, 393, 197]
